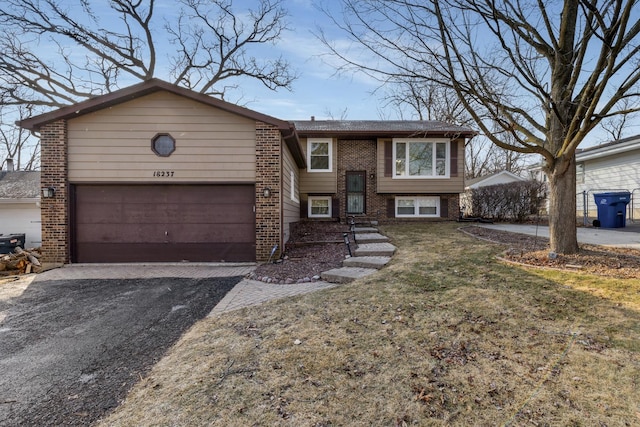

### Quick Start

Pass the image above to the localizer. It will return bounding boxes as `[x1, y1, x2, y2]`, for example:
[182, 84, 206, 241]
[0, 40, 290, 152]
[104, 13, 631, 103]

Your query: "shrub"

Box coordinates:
[463, 180, 547, 221]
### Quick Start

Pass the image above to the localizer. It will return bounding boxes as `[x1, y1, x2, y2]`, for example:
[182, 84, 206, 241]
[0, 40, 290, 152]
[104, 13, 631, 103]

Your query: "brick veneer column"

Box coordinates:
[40, 120, 69, 264]
[255, 122, 282, 262]
[337, 139, 388, 221]
[446, 194, 461, 220]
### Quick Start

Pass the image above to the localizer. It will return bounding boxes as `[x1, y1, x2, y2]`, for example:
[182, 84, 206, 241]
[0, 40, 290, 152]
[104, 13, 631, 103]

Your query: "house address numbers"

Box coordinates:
[153, 170, 175, 177]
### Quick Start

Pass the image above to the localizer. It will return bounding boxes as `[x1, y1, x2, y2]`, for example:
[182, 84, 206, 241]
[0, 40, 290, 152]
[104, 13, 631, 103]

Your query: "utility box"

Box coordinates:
[0, 233, 26, 254]
[593, 192, 631, 228]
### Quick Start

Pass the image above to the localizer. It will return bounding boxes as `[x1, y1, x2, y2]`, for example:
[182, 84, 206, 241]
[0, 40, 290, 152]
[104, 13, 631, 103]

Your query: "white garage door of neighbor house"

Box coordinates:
[0, 203, 42, 248]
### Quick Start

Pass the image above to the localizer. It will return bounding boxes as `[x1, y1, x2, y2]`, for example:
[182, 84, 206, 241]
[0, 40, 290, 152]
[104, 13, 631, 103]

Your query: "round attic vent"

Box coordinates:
[151, 133, 176, 157]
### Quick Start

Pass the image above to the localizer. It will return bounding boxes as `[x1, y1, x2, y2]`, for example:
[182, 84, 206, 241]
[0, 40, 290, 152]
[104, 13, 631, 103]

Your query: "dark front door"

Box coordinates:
[346, 171, 366, 214]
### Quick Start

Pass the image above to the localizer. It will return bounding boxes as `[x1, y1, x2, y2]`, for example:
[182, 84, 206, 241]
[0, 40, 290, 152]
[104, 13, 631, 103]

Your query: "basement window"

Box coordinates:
[152, 133, 176, 157]
[395, 196, 440, 217]
[308, 196, 331, 218]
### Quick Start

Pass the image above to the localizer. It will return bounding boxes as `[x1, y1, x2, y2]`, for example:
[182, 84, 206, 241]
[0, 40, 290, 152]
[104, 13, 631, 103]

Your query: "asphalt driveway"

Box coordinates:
[0, 273, 243, 426]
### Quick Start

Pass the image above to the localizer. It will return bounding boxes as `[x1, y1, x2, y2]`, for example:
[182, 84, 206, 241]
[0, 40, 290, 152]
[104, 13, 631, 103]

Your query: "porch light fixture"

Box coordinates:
[263, 187, 272, 198]
[41, 186, 56, 198]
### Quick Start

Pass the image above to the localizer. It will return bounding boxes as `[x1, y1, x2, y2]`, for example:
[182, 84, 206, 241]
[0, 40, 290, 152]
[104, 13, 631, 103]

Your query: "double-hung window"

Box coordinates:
[307, 138, 332, 172]
[393, 138, 449, 178]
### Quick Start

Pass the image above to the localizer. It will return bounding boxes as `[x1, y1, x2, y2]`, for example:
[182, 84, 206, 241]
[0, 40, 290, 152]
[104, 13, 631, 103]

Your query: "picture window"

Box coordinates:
[393, 139, 449, 178]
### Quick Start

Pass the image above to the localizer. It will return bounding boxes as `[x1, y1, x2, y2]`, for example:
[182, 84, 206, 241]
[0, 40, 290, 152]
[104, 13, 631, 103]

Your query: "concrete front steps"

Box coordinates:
[353, 242, 396, 257]
[342, 256, 391, 269]
[353, 233, 388, 244]
[320, 266, 379, 284]
[320, 226, 396, 284]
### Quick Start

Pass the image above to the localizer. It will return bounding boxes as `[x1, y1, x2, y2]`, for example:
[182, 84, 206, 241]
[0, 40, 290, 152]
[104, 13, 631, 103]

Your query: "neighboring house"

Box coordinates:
[0, 164, 42, 248]
[19, 79, 475, 265]
[461, 171, 527, 216]
[464, 170, 526, 190]
[529, 134, 640, 223]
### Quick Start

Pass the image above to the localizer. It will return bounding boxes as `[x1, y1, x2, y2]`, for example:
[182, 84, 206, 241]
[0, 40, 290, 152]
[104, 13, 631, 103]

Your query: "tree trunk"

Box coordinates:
[547, 156, 579, 254]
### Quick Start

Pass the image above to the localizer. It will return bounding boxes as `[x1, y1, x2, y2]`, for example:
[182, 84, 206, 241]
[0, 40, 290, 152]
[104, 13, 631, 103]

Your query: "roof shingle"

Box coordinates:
[292, 120, 476, 137]
[0, 171, 41, 199]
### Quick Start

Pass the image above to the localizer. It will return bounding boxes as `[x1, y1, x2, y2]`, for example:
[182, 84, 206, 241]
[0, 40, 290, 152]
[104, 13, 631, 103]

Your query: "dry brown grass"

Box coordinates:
[98, 223, 640, 426]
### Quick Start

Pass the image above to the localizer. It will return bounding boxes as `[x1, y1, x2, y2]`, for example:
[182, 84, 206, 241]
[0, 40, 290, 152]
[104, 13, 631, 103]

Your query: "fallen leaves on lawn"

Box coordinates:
[462, 225, 640, 279]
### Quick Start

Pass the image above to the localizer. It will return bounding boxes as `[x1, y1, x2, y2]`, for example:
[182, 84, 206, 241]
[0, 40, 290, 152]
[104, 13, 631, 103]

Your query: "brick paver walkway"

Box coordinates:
[208, 279, 336, 316]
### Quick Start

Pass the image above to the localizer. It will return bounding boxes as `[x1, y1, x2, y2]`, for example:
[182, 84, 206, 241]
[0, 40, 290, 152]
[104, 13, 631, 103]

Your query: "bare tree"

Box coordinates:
[598, 98, 639, 142]
[167, 0, 296, 99]
[380, 77, 466, 122]
[323, 107, 350, 120]
[0, 0, 296, 108]
[318, 0, 640, 254]
[0, 104, 39, 171]
[380, 78, 530, 178]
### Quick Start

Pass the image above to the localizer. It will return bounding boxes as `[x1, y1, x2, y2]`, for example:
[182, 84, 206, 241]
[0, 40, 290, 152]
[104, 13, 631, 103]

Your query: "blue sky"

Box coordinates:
[16, 0, 640, 144]
[86, 0, 382, 121]
[228, 0, 384, 121]
[206, 0, 639, 145]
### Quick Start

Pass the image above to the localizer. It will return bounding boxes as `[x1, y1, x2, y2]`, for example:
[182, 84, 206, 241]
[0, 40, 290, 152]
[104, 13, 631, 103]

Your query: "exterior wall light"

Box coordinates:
[263, 187, 272, 198]
[42, 186, 56, 198]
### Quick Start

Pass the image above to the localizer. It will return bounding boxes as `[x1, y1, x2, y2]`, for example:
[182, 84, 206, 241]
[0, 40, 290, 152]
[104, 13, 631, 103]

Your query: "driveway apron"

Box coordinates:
[0, 264, 252, 426]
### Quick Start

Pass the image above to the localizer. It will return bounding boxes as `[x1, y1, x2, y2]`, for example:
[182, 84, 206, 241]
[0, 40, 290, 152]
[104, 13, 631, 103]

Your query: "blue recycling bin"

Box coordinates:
[593, 192, 630, 228]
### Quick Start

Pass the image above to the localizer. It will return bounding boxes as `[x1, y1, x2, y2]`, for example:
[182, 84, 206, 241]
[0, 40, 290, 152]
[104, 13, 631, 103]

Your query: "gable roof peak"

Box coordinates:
[18, 78, 292, 133]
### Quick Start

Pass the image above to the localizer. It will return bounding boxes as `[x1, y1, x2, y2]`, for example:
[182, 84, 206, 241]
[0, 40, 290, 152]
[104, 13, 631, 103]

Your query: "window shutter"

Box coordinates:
[332, 197, 340, 219]
[384, 140, 393, 177]
[450, 140, 459, 177]
[300, 199, 308, 218]
[387, 198, 395, 218]
[440, 197, 449, 218]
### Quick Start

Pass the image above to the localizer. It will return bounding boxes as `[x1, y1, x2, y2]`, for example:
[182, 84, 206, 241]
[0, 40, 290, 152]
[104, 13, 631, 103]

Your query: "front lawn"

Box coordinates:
[98, 222, 640, 426]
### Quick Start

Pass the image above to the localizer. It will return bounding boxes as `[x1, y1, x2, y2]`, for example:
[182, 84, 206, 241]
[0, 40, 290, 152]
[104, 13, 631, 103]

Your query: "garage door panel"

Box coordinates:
[73, 184, 256, 262]
[164, 224, 256, 242]
[76, 242, 255, 263]
[76, 204, 255, 225]
[76, 222, 255, 243]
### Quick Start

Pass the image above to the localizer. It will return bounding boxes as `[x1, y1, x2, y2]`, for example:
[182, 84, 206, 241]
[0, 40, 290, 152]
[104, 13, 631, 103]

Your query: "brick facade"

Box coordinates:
[40, 120, 69, 264]
[337, 139, 388, 221]
[337, 139, 460, 223]
[255, 122, 282, 261]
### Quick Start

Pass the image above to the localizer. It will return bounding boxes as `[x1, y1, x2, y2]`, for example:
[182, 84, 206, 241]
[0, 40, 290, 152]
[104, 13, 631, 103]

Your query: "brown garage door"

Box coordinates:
[72, 184, 255, 263]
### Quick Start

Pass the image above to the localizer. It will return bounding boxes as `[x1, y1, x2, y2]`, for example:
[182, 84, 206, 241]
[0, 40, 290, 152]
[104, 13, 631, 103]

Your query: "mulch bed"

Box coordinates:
[461, 225, 640, 279]
[250, 221, 351, 283]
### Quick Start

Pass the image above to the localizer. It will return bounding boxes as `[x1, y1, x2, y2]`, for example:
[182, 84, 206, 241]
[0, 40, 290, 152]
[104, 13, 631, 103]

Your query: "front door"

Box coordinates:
[346, 171, 366, 215]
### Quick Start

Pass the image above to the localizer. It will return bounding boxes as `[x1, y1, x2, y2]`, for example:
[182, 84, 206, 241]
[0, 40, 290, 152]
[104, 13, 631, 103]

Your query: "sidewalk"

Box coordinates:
[477, 223, 640, 249]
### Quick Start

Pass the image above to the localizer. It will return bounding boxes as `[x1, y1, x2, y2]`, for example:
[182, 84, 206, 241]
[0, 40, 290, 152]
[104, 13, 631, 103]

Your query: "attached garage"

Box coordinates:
[71, 184, 255, 263]
[19, 79, 306, 265]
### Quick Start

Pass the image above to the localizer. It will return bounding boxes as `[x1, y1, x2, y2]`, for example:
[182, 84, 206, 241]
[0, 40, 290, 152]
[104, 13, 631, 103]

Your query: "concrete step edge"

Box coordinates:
[342, 256, 391, 269]
[320, 267, 379, 284]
